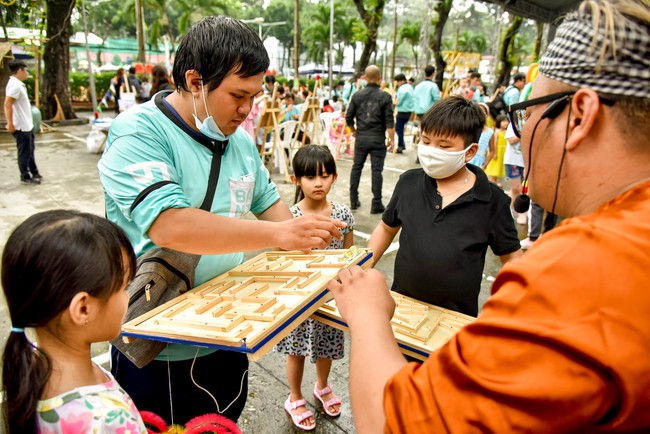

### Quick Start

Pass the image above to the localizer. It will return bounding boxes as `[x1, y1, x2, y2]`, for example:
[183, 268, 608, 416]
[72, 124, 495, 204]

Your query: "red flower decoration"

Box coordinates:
[184, 413, 241, 434]
[140, 411, 168, 433]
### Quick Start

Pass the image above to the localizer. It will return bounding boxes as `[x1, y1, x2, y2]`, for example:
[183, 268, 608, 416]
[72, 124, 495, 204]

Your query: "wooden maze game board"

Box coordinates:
[312, 292, 475, 361]
[121, 248, 372, 360]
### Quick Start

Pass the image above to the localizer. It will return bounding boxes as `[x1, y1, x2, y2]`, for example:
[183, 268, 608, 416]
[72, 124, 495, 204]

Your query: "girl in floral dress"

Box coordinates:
[1, 210, 146, 433]
[275, 145, 355, 431]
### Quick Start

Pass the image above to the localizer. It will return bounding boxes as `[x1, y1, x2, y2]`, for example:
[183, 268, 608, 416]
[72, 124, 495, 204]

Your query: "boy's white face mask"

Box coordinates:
[417, 143, 474, 179]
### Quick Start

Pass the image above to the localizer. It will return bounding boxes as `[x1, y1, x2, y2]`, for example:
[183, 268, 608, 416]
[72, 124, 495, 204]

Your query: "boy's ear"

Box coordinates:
[465, 143, 478, 161]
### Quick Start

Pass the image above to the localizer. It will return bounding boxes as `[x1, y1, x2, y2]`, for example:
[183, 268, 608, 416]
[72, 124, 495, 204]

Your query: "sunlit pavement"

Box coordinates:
[0, 120, 523, 433]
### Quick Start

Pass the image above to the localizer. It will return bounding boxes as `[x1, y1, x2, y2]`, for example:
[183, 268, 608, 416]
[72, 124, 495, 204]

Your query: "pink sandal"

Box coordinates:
[313, 384, 342, 417]
[284, 396, 315, 431]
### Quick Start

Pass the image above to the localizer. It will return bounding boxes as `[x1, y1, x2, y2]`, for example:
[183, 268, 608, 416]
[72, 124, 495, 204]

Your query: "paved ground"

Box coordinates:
[0, 117, 524, 433]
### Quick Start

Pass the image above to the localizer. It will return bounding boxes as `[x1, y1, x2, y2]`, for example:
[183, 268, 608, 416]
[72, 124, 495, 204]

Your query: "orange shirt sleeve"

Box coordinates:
[383, 221, 634, 433]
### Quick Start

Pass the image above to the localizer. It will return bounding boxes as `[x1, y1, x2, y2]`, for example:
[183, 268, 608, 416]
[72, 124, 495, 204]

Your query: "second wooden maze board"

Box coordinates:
[121, 248, 372, 360]
[312, 292, 475, 361]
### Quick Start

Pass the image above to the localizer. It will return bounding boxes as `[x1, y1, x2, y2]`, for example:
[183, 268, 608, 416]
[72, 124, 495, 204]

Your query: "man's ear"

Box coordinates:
[565, 89, 600, 152]
[185, 70, 203, 94]
[68, 292, 92, 326]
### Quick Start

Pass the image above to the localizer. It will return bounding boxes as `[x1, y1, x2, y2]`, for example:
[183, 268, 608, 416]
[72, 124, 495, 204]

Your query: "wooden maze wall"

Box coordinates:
[121, 248, 372, 360]
[313, 292, 475, 361]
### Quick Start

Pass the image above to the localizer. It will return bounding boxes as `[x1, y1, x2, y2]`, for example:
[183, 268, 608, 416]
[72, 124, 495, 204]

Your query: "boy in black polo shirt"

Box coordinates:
[369, 96, 522, 317]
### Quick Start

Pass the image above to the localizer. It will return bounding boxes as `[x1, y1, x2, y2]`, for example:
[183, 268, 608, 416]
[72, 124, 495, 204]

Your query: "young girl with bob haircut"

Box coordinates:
[1, 210, 146, 433]
[276, 145, 355, 430]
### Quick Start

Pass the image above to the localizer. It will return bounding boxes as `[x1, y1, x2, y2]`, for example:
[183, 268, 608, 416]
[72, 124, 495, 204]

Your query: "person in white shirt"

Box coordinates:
[4, 60, 41, 185]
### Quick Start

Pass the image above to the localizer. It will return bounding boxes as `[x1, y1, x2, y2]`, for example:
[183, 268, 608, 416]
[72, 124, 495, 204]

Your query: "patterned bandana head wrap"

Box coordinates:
[538, 1, 650, 99]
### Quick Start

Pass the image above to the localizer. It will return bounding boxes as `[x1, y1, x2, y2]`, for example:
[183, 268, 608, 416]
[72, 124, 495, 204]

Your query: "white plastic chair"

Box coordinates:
[319, 112, 336, 156]
[267, 121, 298, 175]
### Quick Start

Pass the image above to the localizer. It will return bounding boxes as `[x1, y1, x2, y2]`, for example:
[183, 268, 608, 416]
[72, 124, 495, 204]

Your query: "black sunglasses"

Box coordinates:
[507, 90, 616, 138]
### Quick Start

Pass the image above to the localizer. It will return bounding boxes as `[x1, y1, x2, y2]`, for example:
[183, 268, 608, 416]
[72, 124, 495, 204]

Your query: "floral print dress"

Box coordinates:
[274, 201, 355, 363]
[37, 365, 146, 434]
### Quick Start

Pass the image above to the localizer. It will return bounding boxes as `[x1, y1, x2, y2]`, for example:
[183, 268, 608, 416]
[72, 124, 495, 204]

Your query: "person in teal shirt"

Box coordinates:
[413, 65, 441, 121]
[503, 73, 526, 107]
[99, 16, 344, 427]
[394, 73, 414, 153]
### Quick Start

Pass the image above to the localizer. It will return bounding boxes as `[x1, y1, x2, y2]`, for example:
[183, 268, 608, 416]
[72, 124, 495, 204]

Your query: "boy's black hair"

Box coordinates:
[394, 73, 407, 82]
[512, 73, 526, 84]
[8, 60, 27, 74]
[264, 74, 276, 84]
[292, 145, 337, 203]
[424, 65, 435, 77]
[470, 71, 481, 79]
[421, 96, 486, 147]
[173, 16, 270, 93]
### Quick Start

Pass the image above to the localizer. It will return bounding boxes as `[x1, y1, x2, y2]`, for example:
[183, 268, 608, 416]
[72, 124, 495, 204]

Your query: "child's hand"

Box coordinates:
[328, 267, 395, 327]
[278, 214, 346, 253]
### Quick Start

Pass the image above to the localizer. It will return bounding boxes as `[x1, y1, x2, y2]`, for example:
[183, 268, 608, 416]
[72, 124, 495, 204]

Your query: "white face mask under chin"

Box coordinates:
[418, 143, 473, 179]
[192, 82, 229, 141]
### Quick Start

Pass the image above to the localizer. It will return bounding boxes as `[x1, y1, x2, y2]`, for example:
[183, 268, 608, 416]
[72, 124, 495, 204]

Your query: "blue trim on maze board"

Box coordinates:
[121, 251, 373, 353]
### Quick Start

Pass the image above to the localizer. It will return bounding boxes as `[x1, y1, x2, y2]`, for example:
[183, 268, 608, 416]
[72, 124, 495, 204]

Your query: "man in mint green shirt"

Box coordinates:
[413, 65, 441, 120]
[99, 16, 344, 426]
[394, 73, 414, 153]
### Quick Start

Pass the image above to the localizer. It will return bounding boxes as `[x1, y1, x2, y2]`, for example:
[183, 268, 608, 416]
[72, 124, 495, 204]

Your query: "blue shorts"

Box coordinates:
[505, 164, 523, 180]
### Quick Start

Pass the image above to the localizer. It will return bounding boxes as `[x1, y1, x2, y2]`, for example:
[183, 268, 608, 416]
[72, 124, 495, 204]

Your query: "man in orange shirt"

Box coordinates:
[329, 0, 650, 432]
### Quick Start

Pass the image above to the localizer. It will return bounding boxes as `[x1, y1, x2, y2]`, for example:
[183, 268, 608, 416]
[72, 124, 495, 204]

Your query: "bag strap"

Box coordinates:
[153, 91, 227, 211]
[200, 141, 224, 211]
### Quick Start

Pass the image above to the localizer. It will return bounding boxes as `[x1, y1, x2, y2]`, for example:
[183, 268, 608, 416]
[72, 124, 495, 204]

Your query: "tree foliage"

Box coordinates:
[352, 0, 386, 74]
[399, 20, 420, 73]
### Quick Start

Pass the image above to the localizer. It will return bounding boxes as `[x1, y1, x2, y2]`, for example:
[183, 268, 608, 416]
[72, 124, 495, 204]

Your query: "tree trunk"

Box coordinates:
[293, 0, 300, 82]
[418, 0, 431, 78]
[136, 0, 146, 63]
[390, 0, 397, 79]
[412, 47, 418, 74]
[533, 21, 543, 62]
[495, 15, 523, 91]
[431, 0, 452, 91]
[42, 0, 76, 120]
[353, 0, 386, 74]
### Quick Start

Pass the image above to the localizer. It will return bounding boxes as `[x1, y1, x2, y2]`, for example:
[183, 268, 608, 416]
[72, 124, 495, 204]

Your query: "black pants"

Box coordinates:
[349, 137, 387, 207]
[395, 112, 412, 151]
[529, 201, 558, 240]
[111, 346, 249, 425]
[13, 130, 39, 181]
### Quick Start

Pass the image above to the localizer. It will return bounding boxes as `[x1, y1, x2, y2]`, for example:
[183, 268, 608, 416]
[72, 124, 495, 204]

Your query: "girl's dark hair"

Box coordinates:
[495, 114, 508, 127]
[292, 145, 337, 203]
[421, 96, 486, 147]
[1, 210, 136, 433]
[173, 16, 270, 92]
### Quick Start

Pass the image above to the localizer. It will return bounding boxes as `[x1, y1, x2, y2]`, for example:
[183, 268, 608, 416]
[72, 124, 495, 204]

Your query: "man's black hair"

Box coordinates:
[512, 73, 526, 84]
[424, 65, 435, 77]
[8, 60, 27, 74]
[421, 96, 485, 147]
[129, 66, 136, 74]
[394, 73, 406, 82]
[264, 74, 276, 84]
[337, 80, 345, 86]
[173, 16, 270, 92]
[470, 71, 481, 79]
